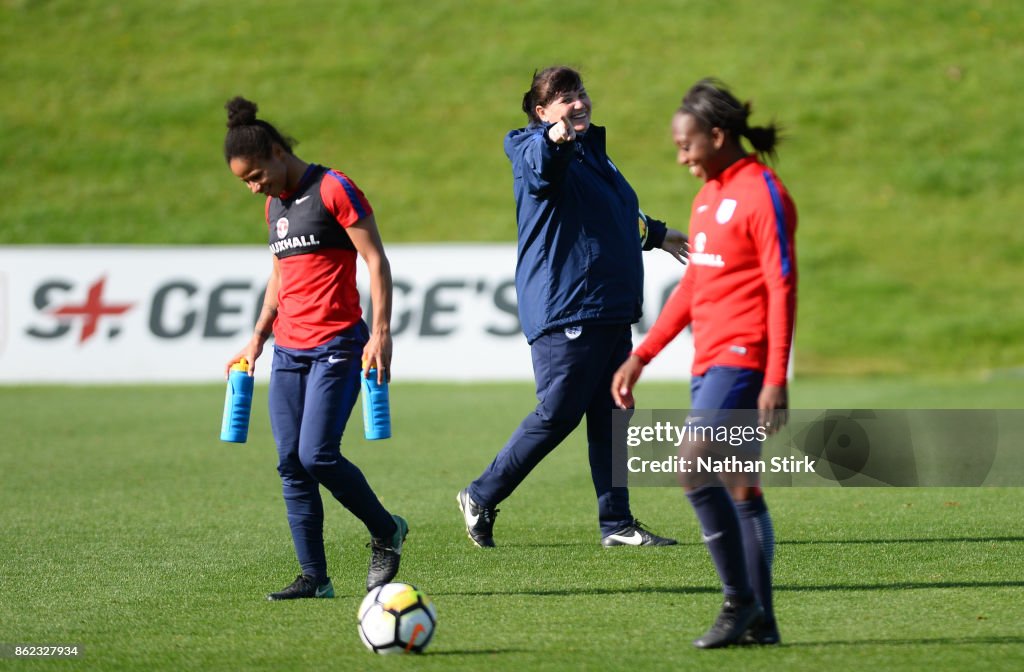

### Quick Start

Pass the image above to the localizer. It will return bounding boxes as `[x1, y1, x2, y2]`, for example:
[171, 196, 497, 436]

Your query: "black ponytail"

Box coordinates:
[680, 78, 782, 162]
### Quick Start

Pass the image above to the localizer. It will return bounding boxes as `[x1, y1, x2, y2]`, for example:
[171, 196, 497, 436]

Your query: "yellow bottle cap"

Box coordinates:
[231, 358, 248, 372]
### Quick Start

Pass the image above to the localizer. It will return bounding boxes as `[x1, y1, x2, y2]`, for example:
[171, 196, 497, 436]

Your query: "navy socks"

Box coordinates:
[686, 486, 753, 600]
[736, 494, 776, 626]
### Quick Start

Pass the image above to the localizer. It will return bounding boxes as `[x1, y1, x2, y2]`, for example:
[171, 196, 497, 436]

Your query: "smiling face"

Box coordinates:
[536, 87, 592, 134]
[229, 145, 289, 197]
[672, 111, 728, 181]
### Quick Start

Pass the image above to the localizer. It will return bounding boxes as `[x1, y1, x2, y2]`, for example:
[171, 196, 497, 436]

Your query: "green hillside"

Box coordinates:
[2, 0, 1023, 376]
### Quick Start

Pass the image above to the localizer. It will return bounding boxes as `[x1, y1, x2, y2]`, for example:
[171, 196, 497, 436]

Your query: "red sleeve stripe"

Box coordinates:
[326, 170, 369, 220]
[762, 171, 793, 278]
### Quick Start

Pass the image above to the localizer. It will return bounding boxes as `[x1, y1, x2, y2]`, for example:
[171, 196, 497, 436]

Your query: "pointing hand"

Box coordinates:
[547, 115, 577, 144]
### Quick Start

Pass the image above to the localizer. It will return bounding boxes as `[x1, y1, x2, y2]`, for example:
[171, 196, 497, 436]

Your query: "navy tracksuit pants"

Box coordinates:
[469, 323, 635, 537]
[268, 322, 394, 581]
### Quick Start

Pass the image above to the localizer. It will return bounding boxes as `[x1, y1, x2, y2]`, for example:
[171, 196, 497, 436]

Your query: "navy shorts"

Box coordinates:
[690, 366, 764, 416]
[688, 365, 765, 445]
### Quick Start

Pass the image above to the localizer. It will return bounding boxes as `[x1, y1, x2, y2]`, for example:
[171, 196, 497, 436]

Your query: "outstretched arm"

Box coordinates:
[506, 118, 578, 196]
[612, 270, 695, 407]
[641, 214, 688, 263]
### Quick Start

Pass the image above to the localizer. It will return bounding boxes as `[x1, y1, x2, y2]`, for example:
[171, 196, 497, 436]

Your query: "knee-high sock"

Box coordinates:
[736, 494, 776, 625]
[686, 486, 752, 600]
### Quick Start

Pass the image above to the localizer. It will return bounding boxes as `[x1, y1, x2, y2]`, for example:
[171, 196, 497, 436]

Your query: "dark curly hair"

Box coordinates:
[223, 96, 297, 162]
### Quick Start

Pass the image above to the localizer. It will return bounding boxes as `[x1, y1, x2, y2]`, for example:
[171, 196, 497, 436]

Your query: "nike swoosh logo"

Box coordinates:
[460, 493, 480, 526]
[327, 355, 342, 364]
[606, 530, 643, 545]
[295, 195, 311, 204]
[405, 623, 427, 652]
[701, 530, 725, 543]
[314, 584, 331, 597]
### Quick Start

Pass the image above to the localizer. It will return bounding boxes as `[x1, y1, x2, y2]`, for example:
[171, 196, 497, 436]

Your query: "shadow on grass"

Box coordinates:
[783, 580, 1024, 592]
[781, 536, 1024, 545]
[785, 635, 1024, 648]
[427, 649, 531, 656]
[423, 637, 1024, 654]
[438, 580, 1024, 598]
[503, 542, 624, 548]
[495, 536, 1024, 550]
[506, 544, 703, 550]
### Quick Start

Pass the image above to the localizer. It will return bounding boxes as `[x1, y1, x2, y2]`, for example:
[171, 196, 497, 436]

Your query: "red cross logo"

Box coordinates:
[51, 277, 134, 343]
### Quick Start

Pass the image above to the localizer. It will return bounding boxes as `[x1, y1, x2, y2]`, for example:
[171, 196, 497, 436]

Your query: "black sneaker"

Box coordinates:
[692, 597, 764, 649]
[456, 488, 498, 548]
[366, 514, 408, 592]
[601, 520, 678, 547]
[266, 574, 334, 601]
[739, 621, 781, 646]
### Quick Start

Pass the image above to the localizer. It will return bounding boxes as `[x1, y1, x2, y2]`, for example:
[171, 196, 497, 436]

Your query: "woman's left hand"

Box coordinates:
[361, 332, 393, 384]
[662, 228, 689, 264]
[758, 384, 788, 435]
[611, 355, 646, 409]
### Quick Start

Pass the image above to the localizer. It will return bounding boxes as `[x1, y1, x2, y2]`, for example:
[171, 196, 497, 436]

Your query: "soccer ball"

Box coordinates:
[358, 582, 437, 654]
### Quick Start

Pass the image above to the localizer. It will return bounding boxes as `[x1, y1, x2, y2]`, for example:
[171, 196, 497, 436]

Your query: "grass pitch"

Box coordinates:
[2, 379, 1023, 670]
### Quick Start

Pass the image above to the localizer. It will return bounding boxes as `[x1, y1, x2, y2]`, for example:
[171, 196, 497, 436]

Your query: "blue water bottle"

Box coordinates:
[221, 358, 254, 443]
[361, 366, 391, 440]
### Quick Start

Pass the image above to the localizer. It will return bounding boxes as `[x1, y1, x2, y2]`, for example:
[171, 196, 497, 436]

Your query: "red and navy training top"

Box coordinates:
[264, 164, 373, 349]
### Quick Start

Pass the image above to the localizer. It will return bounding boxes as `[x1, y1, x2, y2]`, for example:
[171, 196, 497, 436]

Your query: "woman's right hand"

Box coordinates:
[662, 228, 689, 264]
[547, 115, 577, 144]
[611, 354, 646, 409]
[225, 334, 265, 378]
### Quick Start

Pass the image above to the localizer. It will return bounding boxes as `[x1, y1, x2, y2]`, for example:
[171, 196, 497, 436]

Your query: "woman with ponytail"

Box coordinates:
[222, 96, 408, 600]
[613, 78, 798, 648]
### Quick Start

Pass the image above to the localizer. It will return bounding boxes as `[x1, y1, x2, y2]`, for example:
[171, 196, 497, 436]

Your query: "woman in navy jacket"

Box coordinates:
[457, 66, 687, 548]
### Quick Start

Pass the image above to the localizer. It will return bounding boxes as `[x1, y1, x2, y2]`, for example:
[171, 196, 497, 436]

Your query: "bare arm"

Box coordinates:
[346, 214, 393, 384]
[225, 256, 279, 377]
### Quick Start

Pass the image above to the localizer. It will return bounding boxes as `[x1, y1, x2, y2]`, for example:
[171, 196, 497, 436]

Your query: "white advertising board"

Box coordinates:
[0, 245, 693, 383]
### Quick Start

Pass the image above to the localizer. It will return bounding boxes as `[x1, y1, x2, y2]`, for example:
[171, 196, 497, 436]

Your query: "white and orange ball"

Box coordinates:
[357, 582, 437, 655]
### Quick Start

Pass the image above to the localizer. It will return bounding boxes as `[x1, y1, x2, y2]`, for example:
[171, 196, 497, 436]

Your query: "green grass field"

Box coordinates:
[3, 0, 1024, 668]
[2, 380, 1023, 670]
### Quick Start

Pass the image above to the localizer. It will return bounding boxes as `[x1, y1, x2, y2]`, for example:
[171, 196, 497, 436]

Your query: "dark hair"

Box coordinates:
[223, 96, 297, 162]
[679, 78, 781, 162]
[521, 66, 584, 125]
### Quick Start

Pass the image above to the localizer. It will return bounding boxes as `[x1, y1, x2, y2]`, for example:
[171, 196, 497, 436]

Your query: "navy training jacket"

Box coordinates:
[504, 123, 667, 344]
